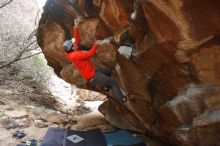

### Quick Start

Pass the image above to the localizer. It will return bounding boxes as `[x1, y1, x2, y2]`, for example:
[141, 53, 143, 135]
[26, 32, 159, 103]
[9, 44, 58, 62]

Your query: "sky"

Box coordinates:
[36, 0, 46, 8]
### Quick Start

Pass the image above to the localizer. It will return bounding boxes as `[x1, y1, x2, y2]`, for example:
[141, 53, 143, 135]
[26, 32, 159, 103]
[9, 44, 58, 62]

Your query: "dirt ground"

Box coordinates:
[0, 66, 161, 146]
[0, 66, 114, 146]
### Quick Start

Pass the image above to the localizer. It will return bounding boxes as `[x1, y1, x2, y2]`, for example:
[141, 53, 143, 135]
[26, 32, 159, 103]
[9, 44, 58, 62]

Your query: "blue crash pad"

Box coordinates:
[104, 130, 146, 146]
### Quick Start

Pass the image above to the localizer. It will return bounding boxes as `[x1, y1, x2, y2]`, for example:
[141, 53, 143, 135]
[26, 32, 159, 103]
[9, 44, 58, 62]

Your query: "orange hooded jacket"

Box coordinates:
[65, 26, 98, 80]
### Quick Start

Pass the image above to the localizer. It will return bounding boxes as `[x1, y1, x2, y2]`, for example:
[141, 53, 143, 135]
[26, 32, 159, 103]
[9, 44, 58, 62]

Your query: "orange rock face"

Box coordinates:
[37, 0, 220, 145]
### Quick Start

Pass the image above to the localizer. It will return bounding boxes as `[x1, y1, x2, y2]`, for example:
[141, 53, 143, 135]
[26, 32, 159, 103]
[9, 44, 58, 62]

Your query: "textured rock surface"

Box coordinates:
[30, 107, 69, 123]
[37, 0, 220, 145]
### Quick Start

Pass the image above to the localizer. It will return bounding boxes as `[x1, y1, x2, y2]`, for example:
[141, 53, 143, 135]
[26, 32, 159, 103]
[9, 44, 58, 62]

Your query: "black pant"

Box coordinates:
[90, 71, 124, 102]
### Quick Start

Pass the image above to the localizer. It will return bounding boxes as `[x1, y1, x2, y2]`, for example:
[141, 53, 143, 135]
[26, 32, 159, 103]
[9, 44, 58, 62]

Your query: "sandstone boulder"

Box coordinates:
[37, 0, 220, 145]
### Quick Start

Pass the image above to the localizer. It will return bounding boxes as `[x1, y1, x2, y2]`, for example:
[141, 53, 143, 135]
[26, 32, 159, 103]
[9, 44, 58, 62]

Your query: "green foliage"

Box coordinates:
[18, 71, 33, 80]
[27, 53, 52, 84]
[15, 52, 52, 84]
[31, 54, 47, 68]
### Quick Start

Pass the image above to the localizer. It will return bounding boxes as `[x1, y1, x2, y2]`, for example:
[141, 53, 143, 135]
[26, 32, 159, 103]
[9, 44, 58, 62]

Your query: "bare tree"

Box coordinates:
[0, 0, 14, 8]
[0, 0, 41, 69]
[0, 29, 41, 69]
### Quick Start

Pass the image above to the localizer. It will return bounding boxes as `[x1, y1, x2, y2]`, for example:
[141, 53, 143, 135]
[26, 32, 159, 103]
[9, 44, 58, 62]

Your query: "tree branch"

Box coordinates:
[0, 48, 26, 69]
[0, 52, 42, 69]
[0, 0, 14, 9]
[20, 52, 42, 61]
[0, 29, 40, 69]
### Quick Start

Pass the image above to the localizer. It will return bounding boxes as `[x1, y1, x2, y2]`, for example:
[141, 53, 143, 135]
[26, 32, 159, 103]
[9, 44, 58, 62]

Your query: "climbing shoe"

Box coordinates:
[122, 94, 134, 103]
[104, 85, 111, 92]
[122, 95, 130, 103]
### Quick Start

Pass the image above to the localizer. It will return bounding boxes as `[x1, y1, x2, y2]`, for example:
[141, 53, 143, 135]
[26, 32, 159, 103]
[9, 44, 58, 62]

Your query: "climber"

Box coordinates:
[63, 18, 130, 103]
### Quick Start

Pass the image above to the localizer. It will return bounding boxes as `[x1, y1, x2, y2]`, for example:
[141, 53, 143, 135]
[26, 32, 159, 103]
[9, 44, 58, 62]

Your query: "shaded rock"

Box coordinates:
[191, 36, 220, 84]
[76, 89, 106, 101]
[139, 0, 181, 43]
[174, 50, 191, 63]
[60, 64, 87, 88]
[129, 0, 148, 45]
[72, 105, 91, 115]
[4, 110, 28, 119]
[71, 110, 114, 132]
[78, 0, 98, 17]
[173, 108, 220, 146]
[193, 108, 220, 127]
[1, 118, 18, 129]
[34, 120, 51, 128]
[38, 21, 67, 75]
[6, 107, 14, 111]
[158, 85, 220, 146]
[181, 0, 220, 40]
[100, 0, 133, 32]
[77, 18, 111, 46]
[30, 107, 69, 123]
[92, 42, 117, 69]
[16, 119, 31, 128]
[99, 100, 145, 132]
[189, 110, 220, 146]
[159, 84, 209, 127]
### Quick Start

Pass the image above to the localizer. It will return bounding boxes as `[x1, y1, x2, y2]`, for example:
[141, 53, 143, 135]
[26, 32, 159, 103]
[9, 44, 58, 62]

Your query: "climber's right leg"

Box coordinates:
[90, 71, 124, 103]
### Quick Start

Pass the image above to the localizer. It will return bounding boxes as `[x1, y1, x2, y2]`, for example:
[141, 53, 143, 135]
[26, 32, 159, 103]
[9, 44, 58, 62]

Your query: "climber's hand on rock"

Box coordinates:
[74, 19, 79, 26]
[95, 40, 102, 44]
[101, 37, 114, 44]
[95, 37, 114, 45]
[74, 16, 83, 26]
